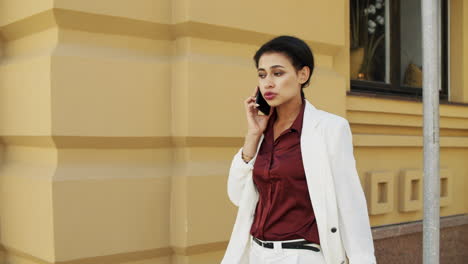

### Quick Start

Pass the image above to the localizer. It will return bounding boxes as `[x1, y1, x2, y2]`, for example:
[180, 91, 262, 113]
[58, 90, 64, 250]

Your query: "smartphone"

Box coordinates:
[255, 86, 271, 115]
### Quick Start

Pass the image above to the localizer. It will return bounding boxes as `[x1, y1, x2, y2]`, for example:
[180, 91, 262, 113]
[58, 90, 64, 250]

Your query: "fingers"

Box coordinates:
[246, 100, 259, 111]
[244, 86, 259, 104]
[249, 101, 259, 109]
[244, 96, 259, 117]
[244, 87, 260, 118]
[244, 95, 258, 106]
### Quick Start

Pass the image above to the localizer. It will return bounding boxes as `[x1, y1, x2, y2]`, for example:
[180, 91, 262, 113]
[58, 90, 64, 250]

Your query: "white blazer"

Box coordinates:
[221, 99, 376, 264]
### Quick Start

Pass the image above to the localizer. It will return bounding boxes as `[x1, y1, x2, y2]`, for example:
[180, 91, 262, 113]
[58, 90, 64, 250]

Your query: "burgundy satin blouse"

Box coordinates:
[249, 99, 320, 244]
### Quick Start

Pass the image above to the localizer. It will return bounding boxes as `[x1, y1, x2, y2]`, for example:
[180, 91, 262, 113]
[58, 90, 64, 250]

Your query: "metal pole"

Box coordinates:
[422, 0, 441, 263]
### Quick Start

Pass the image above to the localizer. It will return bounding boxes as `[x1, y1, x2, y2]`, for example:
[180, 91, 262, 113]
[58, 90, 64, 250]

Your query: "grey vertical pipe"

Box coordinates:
[422, 0, 440, 263]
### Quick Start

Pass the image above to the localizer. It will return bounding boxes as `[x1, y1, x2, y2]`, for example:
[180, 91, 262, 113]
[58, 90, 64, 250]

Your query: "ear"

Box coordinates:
[298, 66, 310, 84]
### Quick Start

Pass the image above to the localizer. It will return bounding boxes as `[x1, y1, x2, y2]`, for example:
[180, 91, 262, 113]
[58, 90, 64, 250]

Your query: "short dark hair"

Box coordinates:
[253, 35, 314, 99]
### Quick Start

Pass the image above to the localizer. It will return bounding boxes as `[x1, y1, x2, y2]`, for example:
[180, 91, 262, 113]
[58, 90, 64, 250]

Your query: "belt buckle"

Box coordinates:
[254, 237, 269, 248]
[259, 240, 264, 247]
[253, 237, 262, 247]
[259, 239, 267, 248]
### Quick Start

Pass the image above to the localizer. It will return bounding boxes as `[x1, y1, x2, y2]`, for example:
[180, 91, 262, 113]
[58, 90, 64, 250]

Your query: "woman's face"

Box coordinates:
[257, 52, 308, 107]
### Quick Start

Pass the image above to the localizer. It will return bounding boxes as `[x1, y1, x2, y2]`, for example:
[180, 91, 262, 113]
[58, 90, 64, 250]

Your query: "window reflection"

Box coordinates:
[400, 0, 423, 88]
[350, 0, 388, 83]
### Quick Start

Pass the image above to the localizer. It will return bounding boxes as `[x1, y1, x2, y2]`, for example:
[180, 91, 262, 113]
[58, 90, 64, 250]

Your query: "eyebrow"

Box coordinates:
[257, 65, 285, 71]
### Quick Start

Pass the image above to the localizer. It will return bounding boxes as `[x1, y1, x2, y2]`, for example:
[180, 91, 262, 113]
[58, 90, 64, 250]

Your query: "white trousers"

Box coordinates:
[249, 237, 326, 264]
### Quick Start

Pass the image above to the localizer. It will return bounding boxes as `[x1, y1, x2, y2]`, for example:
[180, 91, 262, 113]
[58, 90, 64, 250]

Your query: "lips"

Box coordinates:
[264, 92, 277, 100]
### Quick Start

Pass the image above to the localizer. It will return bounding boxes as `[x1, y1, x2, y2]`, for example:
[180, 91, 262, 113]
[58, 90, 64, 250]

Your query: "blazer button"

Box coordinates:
[331, 227, 337, 233]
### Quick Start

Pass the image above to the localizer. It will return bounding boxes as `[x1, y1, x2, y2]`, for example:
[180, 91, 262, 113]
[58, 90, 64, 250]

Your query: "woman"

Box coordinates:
[221, 35, 376, 264]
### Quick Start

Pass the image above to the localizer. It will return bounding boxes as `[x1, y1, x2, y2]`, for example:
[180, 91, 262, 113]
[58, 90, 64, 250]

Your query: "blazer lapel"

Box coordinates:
[300, 99, 331, 262]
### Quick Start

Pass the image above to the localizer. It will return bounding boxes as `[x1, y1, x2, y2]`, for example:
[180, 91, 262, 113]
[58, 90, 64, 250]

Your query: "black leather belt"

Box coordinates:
[252, 237, 321, 252]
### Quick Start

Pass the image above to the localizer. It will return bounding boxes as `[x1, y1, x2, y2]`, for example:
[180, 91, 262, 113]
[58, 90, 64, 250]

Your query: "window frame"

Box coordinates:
[350, 0, 449, 100]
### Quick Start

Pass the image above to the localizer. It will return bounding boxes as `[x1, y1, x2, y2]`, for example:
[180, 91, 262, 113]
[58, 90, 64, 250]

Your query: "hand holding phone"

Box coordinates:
[244, 86, 274, 137]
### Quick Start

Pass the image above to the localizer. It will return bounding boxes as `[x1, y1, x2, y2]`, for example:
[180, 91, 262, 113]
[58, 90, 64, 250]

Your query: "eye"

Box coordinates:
[274, 72, 283, 76]
[258, 73, 266, 78]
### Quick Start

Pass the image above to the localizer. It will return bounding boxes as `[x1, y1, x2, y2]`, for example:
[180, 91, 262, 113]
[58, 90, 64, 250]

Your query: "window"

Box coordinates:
[350, 0, 448, 99]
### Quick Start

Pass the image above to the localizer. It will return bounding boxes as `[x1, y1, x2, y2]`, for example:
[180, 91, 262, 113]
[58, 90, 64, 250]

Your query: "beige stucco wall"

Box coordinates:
[0, 0, 466, 264]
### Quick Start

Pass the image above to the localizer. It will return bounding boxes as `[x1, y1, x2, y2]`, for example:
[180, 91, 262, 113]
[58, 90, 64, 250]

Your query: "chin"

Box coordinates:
[267, 97, 285, 107]
[266, 100, 280, 107]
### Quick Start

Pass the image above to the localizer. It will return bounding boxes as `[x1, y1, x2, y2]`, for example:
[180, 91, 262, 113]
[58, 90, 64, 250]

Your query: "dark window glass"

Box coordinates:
[350, 0, 448, 99]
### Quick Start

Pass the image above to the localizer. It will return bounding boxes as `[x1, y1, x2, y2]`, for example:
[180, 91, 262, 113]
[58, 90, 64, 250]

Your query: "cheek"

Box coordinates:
[280, 76, 298, 92]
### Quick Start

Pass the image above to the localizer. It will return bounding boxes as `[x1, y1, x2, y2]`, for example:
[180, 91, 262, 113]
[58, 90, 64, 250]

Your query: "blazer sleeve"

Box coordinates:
[327, 118, 377, 264]
[227, 146, 258, 207]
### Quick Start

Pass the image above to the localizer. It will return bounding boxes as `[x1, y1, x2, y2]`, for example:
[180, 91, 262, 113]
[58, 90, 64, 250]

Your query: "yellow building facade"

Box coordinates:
[0, 0, 466, 264]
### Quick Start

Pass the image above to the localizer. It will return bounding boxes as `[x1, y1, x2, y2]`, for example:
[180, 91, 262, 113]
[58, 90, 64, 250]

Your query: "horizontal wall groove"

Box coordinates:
[347, 94, 468, 119]
[353, 134, 468, 147]
[350, 124, 468, 137]
[0, 136, 243, 148]
[348, 109, 468, 120]
[0, 8, 341, 56]
[348, 111, 468, 130]
[2, 135, 468, 148]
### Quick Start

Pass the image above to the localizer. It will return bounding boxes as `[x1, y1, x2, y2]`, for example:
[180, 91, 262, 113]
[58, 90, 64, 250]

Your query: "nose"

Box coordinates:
[263, 76, 275, 89]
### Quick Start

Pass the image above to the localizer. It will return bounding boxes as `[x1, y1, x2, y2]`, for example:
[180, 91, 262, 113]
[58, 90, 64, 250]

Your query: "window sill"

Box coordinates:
[347, 91, 468, 107]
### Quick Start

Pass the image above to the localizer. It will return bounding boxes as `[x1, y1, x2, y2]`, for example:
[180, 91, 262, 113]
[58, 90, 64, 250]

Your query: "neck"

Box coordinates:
[275, 96, 303, 124]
